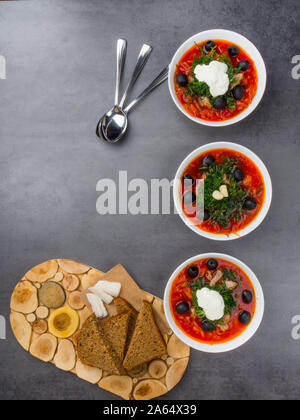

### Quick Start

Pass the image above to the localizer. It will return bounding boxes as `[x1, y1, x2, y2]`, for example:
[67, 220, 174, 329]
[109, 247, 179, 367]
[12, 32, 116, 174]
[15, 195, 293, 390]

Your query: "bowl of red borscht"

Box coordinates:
[164, 253, 264, 353]
[173, 142, 272, 240]
[168, 29, 266, 126]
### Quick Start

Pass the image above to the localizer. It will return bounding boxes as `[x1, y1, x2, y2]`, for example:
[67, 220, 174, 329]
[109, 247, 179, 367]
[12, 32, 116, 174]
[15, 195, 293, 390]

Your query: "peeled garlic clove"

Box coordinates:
[89, 281, 121, 300]
[98, 297, 109, 316]
[219, 184, 229, 197]
[212, 190, 224, 200]
[88, 286, 113, 304]
[97, 281, 121, 298]
[86, 293, 107, 318]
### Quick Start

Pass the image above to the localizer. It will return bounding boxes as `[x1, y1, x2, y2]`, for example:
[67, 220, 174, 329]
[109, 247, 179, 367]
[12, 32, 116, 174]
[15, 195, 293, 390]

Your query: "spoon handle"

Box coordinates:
[118, 43, 153, 108]
[124, 65, 169, 113]
[114, 39, 127, 106]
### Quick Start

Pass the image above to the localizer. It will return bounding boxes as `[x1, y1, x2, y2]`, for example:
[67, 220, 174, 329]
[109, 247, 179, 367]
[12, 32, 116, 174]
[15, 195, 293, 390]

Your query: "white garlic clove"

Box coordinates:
[212, 190, 224, 200]
[96, 281, 121, 298]
[86, 293, 108, 318]
[219, 185, 229, 197]
[88, 286, 113, 304]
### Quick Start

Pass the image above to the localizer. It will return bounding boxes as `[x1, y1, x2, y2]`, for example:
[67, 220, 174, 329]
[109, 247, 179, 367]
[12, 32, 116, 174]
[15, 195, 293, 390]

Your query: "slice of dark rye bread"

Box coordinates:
[114, 297, 138, 351]
[123, 300, 167, 372]
[114, 297, 138, 318]
[76, 315, 125, 375]
[100, 311, 131, 361]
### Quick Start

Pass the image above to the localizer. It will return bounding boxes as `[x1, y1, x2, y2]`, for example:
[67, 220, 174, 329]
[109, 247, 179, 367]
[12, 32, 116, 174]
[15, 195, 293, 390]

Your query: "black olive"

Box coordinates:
[213, 96, 227, 109]
[187, 265, 199, 278]
[202, 320, 216, 332]
[206, 258, 218, 270]
[228, 46, 239, 57]
[239, 311, 251, 325]
[233, 168, 245, 182]
[203, 40, 216, 54]
[239, 60, 250, 71]
[176, 73, 188, 87]
[182, 173, 194, 186]
[183, 191, 196, 206]
[242, 290, 253, 304]
[244, 197, 257, 210]
[176, 301, 190, 314]
[232, 85, 244, 100]
[203, 155, 215, 166]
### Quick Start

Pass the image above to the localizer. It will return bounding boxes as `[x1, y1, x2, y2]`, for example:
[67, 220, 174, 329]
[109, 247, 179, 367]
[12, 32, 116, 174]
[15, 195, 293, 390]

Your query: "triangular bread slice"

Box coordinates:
[114, 297, 138, 351]
[114, 297, 138, 318]
[100, 311, 131, 361]
[123, 301, 167, 372]
[76, 315, 124, 375]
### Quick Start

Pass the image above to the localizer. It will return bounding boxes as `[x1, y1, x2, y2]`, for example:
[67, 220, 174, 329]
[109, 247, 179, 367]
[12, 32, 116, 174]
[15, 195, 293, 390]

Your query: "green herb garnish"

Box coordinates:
[192, 291, 207, 321]
[197, 157, 249, 228]
[185, 81, 210, 98]
[190, 277, 205, 291]
[221, 268, 236, 281]
[222, 268, 242, 286]
[214, 284, 237, 315]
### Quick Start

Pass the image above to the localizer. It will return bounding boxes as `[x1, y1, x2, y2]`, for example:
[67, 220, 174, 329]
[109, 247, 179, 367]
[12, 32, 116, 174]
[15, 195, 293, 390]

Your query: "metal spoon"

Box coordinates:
[100, 65, 169, 143]
[96, 38, 127, 138]
[97, 43, 152, 140]
[118, 43, 153, 108]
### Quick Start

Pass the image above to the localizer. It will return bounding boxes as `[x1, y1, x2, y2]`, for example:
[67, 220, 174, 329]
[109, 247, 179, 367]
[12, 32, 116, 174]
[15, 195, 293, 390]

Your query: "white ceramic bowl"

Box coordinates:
[168, 29, 267, 127]
[164, 253, 264, 353]
[173, 141, 272, 241]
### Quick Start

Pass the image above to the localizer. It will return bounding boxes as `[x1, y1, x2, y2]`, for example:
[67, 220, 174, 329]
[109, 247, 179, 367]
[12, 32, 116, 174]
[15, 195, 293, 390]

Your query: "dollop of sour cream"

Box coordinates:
[196, 287, 225, 321]
[194, 61, 229, 97]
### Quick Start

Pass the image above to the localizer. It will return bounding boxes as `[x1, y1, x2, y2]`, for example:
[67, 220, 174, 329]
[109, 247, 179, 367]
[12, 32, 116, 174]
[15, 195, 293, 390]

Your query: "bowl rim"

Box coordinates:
[168, 29, 267, 127]
[163, 252, 265, 353]
[173, 141, 272, 241]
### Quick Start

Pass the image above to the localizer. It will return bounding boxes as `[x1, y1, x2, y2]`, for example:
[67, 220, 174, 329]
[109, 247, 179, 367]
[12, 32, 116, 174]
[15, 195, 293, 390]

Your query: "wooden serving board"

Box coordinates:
[10, 259, 190, 400]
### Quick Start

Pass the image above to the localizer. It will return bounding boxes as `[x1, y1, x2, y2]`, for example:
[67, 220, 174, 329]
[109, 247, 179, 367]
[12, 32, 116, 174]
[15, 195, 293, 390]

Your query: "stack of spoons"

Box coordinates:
[96, 39, 169, 143]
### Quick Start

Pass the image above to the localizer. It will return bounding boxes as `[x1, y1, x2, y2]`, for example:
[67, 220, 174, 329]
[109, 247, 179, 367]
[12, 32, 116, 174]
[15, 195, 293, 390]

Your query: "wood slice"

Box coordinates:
[81, 269, 104, 290]
[25, 260, 58, 283]
[10, 259, 190, 400]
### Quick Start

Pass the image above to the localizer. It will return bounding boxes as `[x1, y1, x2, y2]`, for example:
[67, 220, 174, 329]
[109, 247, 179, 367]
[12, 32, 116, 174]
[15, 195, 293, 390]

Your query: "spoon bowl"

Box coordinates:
[100, 106, 128, 143]
[97, 65, 169, 143]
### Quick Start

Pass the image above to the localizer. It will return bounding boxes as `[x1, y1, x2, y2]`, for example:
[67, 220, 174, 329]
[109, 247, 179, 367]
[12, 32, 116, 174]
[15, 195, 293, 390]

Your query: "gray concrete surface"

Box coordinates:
[0, 0, 299, 400]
